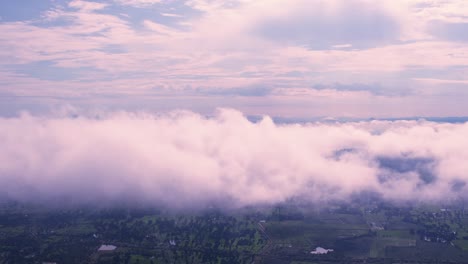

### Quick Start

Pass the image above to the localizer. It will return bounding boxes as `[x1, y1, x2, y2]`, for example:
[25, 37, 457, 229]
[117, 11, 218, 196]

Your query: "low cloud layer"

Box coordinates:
[1, 109, 468, 208]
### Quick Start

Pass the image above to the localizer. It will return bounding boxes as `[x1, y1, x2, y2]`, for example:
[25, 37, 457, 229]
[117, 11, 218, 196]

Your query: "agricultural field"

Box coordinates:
[0, 205, 264, 264]
[2, 201, 468, 263]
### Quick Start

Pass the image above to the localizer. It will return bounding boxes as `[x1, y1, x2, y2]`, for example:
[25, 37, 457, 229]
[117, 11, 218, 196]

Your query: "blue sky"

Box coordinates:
[1, 0, 468, 118]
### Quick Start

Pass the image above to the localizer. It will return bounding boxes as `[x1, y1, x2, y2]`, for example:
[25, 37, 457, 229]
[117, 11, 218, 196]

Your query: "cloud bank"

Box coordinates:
[1, 109, 468, 208]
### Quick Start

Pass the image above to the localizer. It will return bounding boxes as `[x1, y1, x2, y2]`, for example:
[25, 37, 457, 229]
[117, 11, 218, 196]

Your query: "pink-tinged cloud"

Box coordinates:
[0, 109, 467, 208]
[1, 0, 468, 117]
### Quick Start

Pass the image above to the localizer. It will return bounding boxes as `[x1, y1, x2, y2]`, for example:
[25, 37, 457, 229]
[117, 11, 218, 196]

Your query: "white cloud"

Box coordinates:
[161, 13, 184, 18]
[114, 0, 163, 7]
[68, 0, 108, 11]
[1, 109, 467, 207]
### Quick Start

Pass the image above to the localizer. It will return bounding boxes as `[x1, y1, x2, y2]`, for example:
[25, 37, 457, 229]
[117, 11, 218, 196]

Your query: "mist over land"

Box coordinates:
[1, 108, 467, 208]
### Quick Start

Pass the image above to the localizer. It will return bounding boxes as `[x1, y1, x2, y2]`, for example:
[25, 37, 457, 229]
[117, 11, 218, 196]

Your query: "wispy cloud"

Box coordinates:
[161, 12, 184, 18]
[0, 0, 467, 117]
[114, 0, 163, 7]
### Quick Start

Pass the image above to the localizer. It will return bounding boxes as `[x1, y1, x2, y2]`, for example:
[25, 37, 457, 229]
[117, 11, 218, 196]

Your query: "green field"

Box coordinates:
[2, 202, 468, 263]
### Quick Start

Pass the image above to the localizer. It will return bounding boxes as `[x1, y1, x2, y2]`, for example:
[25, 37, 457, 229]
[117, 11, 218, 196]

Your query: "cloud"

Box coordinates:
[1, 109, 468, 208]
[114, 0, 163, 7]
[198, 85, 273, 97]
[428, 20, 468, 42]
[1, 1, 468, 118]
[68, 0, 108, 11]
[254, 0, 401, 49]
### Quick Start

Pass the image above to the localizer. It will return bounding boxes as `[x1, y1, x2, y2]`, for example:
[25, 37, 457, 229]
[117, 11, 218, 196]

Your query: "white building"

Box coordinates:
[311, 247, 334, 255]
[98, 245, 117, 251]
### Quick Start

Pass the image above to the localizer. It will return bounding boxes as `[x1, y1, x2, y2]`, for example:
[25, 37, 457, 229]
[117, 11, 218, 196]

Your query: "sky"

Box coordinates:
[1, 1, 468, 207]
[0, 0, 467, 118]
